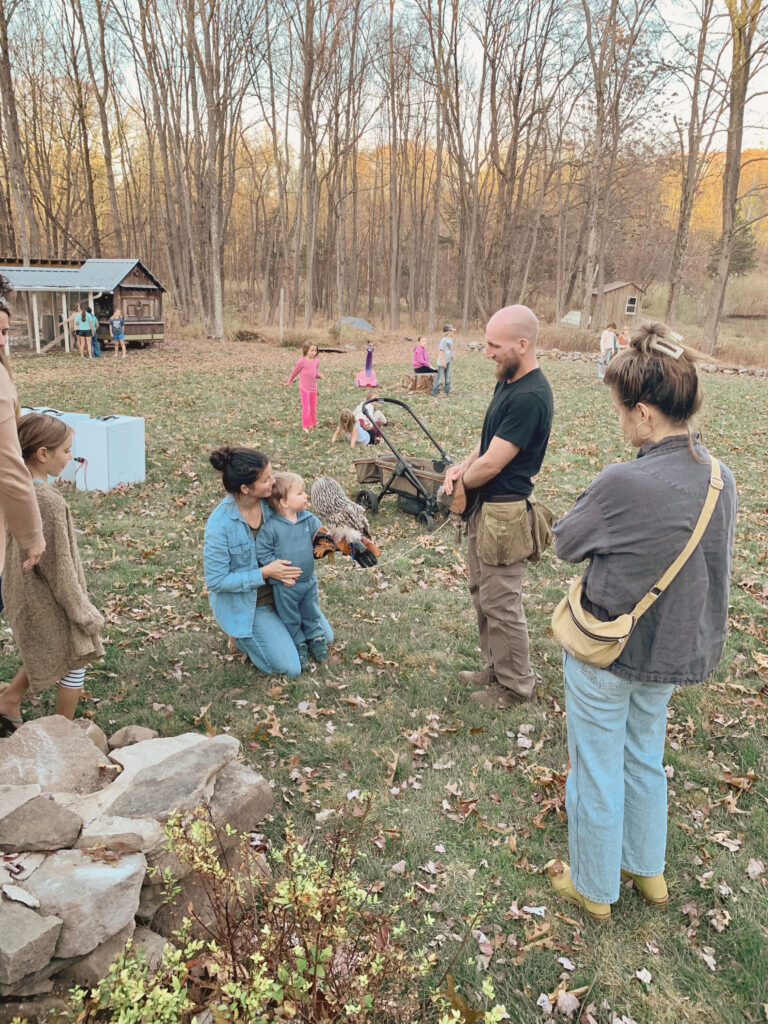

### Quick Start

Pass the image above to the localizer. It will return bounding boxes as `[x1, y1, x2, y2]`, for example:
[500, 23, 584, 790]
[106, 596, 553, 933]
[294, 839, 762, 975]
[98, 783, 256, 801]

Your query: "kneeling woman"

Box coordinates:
[549, 323, 737, 921]
[204, 446, 332, 677]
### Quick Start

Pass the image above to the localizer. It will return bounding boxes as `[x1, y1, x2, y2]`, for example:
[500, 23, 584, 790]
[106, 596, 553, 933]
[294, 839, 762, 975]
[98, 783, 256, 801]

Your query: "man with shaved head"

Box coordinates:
[442, 305, 553, 707]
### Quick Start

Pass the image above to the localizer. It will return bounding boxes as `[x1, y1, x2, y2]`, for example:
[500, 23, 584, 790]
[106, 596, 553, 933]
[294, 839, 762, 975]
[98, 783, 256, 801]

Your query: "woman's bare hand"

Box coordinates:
[262, 559, 301, 586]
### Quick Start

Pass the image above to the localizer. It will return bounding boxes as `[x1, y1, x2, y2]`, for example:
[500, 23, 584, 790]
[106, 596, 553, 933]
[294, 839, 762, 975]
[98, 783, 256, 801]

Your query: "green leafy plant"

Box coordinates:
[66, 807, 507, 1023]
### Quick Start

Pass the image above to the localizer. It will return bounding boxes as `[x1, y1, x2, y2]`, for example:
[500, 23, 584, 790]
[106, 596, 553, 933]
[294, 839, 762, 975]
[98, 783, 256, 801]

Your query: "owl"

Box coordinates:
[310, 476, 379, 567]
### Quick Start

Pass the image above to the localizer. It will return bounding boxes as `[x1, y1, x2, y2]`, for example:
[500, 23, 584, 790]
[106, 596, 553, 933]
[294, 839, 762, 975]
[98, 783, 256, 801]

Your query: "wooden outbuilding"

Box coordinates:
[0, 257, 165, 353]
[591, 281, 644, 329]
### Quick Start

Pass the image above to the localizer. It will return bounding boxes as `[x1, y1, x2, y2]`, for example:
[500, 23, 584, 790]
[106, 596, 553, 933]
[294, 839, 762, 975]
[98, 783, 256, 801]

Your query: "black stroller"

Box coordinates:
[352, 397, 453, 531]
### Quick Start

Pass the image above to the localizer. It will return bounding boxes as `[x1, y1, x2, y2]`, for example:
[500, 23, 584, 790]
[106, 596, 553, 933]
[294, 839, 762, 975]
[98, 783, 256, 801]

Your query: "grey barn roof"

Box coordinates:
[0, 259, 163, 293]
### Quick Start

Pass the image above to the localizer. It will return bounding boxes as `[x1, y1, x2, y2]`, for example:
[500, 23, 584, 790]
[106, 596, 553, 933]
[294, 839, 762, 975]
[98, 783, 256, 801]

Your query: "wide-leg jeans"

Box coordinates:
[563, 652, 675, 904]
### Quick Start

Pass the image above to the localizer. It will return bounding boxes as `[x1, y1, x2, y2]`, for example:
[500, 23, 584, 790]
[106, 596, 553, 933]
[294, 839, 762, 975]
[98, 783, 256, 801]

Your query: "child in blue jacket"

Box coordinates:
[255, 472, 329, 670]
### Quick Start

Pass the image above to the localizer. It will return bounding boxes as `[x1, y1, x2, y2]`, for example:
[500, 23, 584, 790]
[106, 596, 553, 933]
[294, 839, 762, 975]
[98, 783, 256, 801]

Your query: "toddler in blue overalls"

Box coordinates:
[255, 472, 328, 670]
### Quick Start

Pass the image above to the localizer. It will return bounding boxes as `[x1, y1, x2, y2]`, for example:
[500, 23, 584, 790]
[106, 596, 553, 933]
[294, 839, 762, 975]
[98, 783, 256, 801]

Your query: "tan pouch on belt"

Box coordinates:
[527, 500, 554, 562]
[476, 501, 534, 566]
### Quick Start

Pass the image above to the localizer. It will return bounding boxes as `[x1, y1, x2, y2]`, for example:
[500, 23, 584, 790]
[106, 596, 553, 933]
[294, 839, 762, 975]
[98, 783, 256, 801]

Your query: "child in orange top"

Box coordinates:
[285, 342, 323, 432]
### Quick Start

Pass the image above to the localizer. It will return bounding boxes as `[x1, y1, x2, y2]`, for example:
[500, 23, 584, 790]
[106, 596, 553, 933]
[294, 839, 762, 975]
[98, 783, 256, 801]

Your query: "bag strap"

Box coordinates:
[630, 454, 723, 621]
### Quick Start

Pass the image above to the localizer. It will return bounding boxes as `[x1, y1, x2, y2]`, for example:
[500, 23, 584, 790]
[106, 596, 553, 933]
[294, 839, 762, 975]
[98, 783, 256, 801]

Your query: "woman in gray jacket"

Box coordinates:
[548, 323, 737, 922]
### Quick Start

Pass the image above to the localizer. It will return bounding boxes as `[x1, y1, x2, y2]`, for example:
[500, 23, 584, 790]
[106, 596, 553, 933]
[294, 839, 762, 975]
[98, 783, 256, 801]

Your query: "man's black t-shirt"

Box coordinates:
[479, 368, 553, 498]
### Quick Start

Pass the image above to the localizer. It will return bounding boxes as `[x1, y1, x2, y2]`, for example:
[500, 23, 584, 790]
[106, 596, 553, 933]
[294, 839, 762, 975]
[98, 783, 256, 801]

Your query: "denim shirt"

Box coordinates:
[553, 434, 737, 685]
[204, 494, 273, 638]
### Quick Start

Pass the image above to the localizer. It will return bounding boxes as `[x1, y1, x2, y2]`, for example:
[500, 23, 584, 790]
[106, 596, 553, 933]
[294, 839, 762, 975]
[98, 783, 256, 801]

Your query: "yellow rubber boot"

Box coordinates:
[620, 870, 669, 907]
[545, 859, 611, 922]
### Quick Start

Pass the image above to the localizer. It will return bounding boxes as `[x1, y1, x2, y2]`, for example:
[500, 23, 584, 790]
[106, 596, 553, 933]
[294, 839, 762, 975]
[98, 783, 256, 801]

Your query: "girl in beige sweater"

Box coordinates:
[2, 414, 104, 723]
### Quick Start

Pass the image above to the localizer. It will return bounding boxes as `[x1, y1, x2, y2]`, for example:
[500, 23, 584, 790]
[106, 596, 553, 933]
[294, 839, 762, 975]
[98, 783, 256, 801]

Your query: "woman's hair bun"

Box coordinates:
[209, 446, 233, 472]
[630, 321, 668, 353]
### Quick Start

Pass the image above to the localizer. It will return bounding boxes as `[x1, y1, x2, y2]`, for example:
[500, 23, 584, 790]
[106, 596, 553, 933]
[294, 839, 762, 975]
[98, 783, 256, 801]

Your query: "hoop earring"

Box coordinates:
[635, 421, 653, 442]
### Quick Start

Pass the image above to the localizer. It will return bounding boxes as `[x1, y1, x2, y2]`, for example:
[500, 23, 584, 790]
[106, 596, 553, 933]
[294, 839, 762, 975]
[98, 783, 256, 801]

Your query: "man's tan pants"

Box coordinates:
[466, 507, 537, 699]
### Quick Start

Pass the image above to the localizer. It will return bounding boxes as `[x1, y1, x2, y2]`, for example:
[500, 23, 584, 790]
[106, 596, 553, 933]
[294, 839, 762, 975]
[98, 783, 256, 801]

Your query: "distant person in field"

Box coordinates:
[432, 324, 455, 396]
[412, 336, 435, 374]
[332, 409, 372, 447]
[110, 306, 127, 358]
[598, 321, 618, 378]
[547, 323, 737, 923]
[284, 341, 323, 432]
[72, 303, 92, 359]
[441, 305, 554, 707]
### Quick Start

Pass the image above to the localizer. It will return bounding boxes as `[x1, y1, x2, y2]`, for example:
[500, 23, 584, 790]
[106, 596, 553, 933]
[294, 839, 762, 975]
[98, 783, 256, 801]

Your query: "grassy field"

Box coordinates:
[4, 335, 768, 1023]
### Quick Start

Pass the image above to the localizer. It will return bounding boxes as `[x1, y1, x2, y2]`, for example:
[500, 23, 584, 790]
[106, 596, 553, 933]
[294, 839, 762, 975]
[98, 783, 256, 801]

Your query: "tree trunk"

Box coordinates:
[703, 0, 762, 351]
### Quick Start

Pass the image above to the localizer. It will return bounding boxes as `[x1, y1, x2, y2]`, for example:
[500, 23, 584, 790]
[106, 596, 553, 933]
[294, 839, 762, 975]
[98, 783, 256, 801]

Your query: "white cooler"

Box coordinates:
[21, 407, 92, 485]
[72, 415, 146, 492]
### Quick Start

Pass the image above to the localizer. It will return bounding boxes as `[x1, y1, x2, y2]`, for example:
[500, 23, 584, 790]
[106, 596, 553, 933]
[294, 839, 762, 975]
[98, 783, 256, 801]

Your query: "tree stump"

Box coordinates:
[401, 373, 436, 392]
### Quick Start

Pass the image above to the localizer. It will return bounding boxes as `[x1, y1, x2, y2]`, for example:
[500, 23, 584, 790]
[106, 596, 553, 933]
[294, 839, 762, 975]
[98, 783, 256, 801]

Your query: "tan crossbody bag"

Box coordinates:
[551, 454, 723, 668]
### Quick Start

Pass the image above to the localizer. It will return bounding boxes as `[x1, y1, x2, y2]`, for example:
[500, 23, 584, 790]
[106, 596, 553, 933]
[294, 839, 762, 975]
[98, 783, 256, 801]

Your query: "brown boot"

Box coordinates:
[457, 667, 496, 686]
[469, 683, 529, 708]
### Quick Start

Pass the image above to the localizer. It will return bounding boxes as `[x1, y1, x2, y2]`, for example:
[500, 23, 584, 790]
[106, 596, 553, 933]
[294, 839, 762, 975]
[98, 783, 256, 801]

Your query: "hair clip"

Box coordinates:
[650, 337, 684, 360]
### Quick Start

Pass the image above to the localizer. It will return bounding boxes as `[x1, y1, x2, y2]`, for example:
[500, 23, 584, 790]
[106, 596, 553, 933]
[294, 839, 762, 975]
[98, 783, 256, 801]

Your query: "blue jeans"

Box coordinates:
[237, 604, 333, 678]
[563, 652, 675, 904]
[272, 576, 325, 646]
[431, 362, 451, 394]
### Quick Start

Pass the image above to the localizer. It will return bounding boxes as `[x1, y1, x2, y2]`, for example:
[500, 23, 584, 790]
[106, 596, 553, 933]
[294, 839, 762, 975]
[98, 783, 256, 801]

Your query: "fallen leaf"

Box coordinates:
[698, 946, 717, 971]
[707, 907, 731, 932]
[555, 990, 580, 1018]
[746, 857, 765, 880]
[536, 992, 554, 1014]
[636, 967, 652, 985]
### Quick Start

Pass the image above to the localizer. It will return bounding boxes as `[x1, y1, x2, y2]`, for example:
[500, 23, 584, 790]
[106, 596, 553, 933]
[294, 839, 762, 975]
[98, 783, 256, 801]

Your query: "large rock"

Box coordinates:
[0, 955, 83, 998]
[106, 734, 240, 822]
[0, 718, 114, 794]
[75, 814, 163, 854]
[22, 849, 146, 959]
[150, 849, 269, 939]
[208, 762, 273, 839]
[108, 725, 159, 749]
[132, 926, 174, 972]
[0, 784, 41, 818]
[0, 995, 70, 1024]
[108, 732, 208, 772]
[72, 719, 110, 756]
[0, 900, 62, 986]
[58, 921, 135, 989]
[0, 795, 83, 853]
[66, 733, 239, 825]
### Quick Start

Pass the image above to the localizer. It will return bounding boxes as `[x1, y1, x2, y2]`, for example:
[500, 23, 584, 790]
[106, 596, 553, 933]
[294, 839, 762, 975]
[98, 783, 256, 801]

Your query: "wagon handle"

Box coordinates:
[361, 397, 453, 464]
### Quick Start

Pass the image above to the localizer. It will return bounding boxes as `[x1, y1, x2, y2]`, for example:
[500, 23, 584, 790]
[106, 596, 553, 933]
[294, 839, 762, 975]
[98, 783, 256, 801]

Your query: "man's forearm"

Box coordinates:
[463, 455, 501, 490]
[457, 446, 480, 474]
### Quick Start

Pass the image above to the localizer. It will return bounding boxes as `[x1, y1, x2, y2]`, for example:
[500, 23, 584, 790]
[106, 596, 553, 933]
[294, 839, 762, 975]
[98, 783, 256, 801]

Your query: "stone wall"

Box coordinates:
[0, 717, 273, 1009]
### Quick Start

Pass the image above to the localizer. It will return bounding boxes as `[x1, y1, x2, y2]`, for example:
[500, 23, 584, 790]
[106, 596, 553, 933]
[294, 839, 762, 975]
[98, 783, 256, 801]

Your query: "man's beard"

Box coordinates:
[495, 356, 520, 381]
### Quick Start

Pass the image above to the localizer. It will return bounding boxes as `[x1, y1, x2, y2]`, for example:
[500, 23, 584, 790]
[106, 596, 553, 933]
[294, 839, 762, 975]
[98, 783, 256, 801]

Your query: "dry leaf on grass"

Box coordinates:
[746, 857, 765, 879]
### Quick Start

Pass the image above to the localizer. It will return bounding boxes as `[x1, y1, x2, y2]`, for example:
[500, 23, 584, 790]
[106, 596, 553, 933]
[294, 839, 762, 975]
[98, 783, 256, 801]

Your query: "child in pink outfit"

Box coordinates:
[285, 342, 323, 431]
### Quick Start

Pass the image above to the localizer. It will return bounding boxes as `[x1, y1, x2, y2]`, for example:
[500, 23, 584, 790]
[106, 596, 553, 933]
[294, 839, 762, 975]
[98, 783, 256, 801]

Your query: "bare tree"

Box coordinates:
[0, 0, 42, 259]
[703, 0, 768, 350]
[664, 0, 728, 327]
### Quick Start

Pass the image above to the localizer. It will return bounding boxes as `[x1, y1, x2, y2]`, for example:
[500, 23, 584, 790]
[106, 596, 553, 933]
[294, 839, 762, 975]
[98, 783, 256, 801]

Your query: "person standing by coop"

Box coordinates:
[442, 305, 553, 707]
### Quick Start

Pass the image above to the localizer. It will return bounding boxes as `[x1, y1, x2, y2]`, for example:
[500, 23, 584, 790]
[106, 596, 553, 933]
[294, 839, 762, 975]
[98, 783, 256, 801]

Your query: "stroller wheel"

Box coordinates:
[417, 510, 435, 531]
[355, 489, 379, 514]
